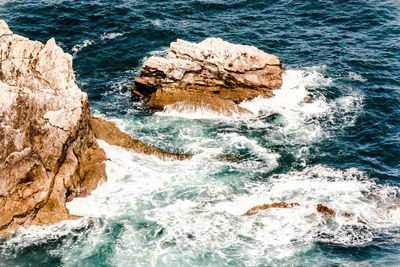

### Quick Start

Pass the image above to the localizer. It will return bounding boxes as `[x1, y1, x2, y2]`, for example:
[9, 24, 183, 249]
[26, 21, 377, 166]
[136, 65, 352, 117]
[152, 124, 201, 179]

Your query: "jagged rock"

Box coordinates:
[0, 20, 107, 234]
[243, 202, 300, 216]
[89, 117, 193, 160]
[133, 38, 284, 116]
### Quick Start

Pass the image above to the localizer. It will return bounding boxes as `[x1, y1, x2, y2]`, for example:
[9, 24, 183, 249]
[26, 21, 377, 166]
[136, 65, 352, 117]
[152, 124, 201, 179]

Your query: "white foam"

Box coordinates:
[213, 165, 400, 246]
[96, 161, 400, 265]
[149, 47, 169, 57]
[5, 142, 400, 265]
[100, 32, 124, 41]
[1, 218, 89, 248]
[237, 66, 363, 152]
[152, 19, 162, 27]
[348, 71, 367, 82]
[240, 67, 331, 117]
[159, 103, 250, 120]
[71, 39, 94, 55]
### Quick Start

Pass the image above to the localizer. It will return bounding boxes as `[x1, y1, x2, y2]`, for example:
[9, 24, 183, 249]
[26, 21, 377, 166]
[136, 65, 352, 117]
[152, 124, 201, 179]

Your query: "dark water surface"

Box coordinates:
[1, 0, 400, 266]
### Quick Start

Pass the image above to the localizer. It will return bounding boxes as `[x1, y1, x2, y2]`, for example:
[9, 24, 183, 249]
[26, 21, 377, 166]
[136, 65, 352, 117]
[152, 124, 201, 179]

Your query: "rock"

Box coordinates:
[0, 20, 106, 234]
[243, 202, 300, 216]
[134, 38, 284, 116]
[342, 212, 353, 218]
[367, 193, 382, 201]
[316, 204, 336, 216]
[89, 117, 193, 160]
[243, 202, 353, 218]
[386, 206, 399, 213]
[160, 94, 254, 117]
[217, 154, 243, 162]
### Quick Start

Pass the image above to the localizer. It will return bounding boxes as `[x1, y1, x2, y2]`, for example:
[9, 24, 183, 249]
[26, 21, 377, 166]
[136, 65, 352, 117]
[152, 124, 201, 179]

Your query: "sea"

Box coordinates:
[1, 0, 400, 266]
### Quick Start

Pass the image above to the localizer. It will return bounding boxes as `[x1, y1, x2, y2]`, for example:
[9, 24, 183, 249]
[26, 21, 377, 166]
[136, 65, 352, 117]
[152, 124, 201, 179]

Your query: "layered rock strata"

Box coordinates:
[0, 20, 107, 234]
[133, 38, 284, 116]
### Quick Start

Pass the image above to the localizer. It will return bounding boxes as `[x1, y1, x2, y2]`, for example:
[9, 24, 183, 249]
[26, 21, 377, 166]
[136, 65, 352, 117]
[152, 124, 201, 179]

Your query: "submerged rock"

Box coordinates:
[133, 38, 284, 116]
[316, 204, 336, 216]
[0, 20, 107, 234]
[244, 202, 353, 218]
[89, 117, 193, 160]
[243, 202, 300, 216]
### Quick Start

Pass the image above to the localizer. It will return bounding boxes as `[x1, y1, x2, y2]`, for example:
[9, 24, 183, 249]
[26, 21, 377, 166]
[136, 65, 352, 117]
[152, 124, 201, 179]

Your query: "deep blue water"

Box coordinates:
[1, 0, 400, 266]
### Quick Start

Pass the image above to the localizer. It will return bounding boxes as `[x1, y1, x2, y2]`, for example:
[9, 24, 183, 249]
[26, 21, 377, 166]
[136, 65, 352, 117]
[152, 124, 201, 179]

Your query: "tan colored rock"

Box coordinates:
[243, 202, 300, 216]
[0, 20, 106, 234]
[316, 204, 336, 216]
[243, 202, 354, 218]
[367, 193, 382, 201]
[134, 38, 283, 115]
[89, 117, 193, 160]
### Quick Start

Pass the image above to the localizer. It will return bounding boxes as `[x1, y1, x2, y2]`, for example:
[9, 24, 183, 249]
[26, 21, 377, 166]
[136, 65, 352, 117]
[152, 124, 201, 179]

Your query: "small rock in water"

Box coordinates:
[316, 204, 336, 216]
[367, 193, 382, 201]
[216, 154, 243, 162]
[243, 202, 300, 216]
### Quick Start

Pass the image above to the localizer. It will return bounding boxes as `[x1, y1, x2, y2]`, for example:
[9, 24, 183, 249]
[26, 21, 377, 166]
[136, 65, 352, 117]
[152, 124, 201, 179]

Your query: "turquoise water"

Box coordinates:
[1, 0, 400, 266]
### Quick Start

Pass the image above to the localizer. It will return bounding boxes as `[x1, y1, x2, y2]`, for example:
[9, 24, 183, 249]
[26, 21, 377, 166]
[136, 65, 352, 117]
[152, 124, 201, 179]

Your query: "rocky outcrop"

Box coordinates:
[89, 117, 193, 160]
[0, 20, 106, 234]
[133, 38, 284, 116]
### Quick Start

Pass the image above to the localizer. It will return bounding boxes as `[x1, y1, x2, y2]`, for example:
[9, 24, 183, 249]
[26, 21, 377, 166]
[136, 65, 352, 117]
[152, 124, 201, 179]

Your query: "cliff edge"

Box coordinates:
[0, 20, 107, 234]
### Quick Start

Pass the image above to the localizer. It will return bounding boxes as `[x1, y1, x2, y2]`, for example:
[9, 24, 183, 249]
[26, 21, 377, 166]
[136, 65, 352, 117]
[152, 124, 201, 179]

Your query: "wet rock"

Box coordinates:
[217, 154, 243, 162]
[161, 95, 254, 117]
[89, 117, 193, 160]
[367, 193, 382, 201]
[386, 206, 399, 213]
[66, 188, 90, 202]
[316, 204, 336, 216]
[367, 194, 400, 213]
[243, 202, 354, 218]
[0, 20, 107, 234]
[243, 202, 300, 216]
[342, 212, 353, 218]
[134, 38, 283, 116]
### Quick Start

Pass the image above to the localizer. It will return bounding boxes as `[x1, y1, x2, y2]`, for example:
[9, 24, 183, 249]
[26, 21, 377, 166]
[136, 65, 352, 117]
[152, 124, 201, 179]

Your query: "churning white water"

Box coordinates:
[5, 66, 397, 266]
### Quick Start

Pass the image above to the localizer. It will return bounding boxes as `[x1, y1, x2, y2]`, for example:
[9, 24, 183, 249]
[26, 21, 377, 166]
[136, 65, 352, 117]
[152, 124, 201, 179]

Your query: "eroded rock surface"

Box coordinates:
[0, 20, 106, 234]
[134, 38, 284, 116]
[89, 117, 193, 160]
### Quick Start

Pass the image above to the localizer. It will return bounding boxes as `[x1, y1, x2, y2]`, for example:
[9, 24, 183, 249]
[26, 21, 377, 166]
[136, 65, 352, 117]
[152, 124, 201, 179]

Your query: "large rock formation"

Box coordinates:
[133, 38, 284, 116]
[0, 20, 107, 234]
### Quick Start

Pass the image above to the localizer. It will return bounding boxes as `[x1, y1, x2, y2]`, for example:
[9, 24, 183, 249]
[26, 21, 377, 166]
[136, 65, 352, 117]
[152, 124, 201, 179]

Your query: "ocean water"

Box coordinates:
[1, 0, 400, 266]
